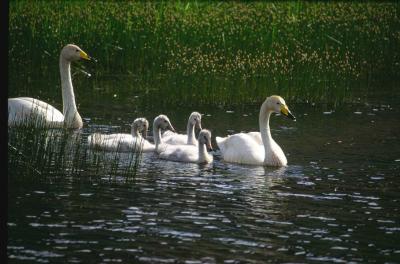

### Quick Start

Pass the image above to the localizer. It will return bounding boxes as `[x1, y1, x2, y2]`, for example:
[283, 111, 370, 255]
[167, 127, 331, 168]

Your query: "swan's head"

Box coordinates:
[154, 115, 175, 133]
[132, 118, 149, 138]
[61, 44, 91, 62]
[189, 112, 202, 130]
[198, 129, 213, 151]
[266, 95, 296, 121]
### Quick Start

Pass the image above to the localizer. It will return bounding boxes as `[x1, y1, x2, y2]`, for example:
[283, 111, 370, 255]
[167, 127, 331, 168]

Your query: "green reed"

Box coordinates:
[8, 125, 141, 183]
[9, 1, 400, 106]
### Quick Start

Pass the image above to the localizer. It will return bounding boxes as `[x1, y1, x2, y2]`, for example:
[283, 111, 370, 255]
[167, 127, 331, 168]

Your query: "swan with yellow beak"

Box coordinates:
[216, 95, 296, 166]
[8, 44, 92, 128]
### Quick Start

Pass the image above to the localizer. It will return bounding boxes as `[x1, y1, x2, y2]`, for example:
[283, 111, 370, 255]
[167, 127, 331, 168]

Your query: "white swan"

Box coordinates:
[8, 44, 91, 128]
[162, 112, 202, 145]
[159, 129, 213, 164]
[88, 118, 154, 152]
[216, 95, 296, 166]
[151, 114, 176, 152]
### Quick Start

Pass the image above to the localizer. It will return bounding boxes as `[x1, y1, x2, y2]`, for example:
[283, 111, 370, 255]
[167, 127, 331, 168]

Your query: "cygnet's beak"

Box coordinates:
[79, 50, 91, 61]
[207, 141, 213, 151]
[168, 123, 176, 133]
[195, 121, 202, 131]
[142, 129, 148, 139]
[280, 104, 296, 121]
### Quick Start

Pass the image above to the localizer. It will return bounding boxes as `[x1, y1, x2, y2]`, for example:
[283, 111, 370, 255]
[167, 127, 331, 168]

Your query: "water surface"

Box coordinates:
[8, 80, 400, 262]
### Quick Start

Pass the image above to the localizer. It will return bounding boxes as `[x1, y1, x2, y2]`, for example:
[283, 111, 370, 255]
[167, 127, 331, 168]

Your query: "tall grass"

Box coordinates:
[9, 1, 400, 106]
[8, 125, 142, 183]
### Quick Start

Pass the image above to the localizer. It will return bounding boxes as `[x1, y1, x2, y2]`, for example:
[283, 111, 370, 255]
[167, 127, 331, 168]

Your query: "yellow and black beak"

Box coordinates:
[280, 104, 296, 121]
[79, 50, 91, 61]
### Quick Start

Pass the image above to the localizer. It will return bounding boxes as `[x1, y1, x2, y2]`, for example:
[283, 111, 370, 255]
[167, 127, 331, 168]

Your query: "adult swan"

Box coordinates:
[8, 44, 91, 128]
[216, 95, 296, 167]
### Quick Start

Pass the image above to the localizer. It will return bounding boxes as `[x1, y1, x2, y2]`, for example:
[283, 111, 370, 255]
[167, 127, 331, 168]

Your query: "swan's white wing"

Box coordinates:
[93, 133, 132, 142]
[8, 97, 64, 127]
[216, 133, 264, 165]
[162, 130, 176, 137]
[159, 144, 198, 163]
[162, 133, 191, 145]
[88, 133, 145, 152]
[246, 132, 263, 145]
[216, 131, 261, 152]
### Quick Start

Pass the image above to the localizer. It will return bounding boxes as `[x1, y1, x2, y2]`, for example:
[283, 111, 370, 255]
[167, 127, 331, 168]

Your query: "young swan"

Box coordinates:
[216, 95, 296, 167]
[159, 129, 213, 164]
[8, 44, 91, 128]
[152, 115, 176, 152]
[88, 118, 154, 152]
[162, 112, 202, 145]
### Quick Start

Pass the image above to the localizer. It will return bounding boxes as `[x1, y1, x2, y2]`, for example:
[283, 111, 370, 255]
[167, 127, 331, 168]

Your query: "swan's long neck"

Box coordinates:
[198, 142, 208, 163]
[259, 101, 287, 166]
[259, 101, 273, 160]
[60, 56, 82, 128]
[153, 123, 162, 151]
[187, 122, 196, 145]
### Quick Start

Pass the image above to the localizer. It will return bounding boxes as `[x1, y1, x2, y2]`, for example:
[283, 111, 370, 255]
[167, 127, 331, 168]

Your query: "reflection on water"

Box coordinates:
[8, 84, 400, 263]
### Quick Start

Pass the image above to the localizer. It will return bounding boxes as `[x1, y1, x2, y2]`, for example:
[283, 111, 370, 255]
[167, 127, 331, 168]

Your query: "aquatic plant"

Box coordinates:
[8, 125, 142, 183]
[9, 1, 400, 106]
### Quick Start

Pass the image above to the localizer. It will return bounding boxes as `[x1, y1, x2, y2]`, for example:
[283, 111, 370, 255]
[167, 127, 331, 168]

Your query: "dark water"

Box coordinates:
[8, 75, 400, 263]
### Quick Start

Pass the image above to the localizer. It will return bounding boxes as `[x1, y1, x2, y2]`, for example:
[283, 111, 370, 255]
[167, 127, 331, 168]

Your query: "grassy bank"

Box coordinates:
[9, 1, 400, 105]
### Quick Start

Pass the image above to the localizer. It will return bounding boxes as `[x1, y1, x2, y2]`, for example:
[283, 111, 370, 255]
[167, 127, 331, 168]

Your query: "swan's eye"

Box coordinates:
[277, 102, 280, 105]
[75, 49, 79, 52]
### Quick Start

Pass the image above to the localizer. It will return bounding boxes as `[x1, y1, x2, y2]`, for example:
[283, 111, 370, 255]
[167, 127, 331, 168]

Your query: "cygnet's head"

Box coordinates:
[154, 115, 175, 132]
[198, 129, 213, 151]
[189, 112, 202, 130]
[265, 95, 296, 120]
[131, 118, 149, 138]
[60, 44, 91, 62]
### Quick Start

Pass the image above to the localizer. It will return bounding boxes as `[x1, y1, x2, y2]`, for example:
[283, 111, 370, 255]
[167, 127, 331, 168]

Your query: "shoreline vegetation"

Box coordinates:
[8, 125, 142, 182]
[9, 1, 400, 106]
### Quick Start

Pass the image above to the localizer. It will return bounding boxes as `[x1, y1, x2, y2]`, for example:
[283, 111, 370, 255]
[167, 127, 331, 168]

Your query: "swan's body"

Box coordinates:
[216, 132, 285, 166]
[245, 131, 263, 145]
[162, 112, 202, 145]
[88, 118, 154, 152]
[89, 134, 154, 152]
[159, 129, 213, 164]
[8, 98, 65, 127]
[8, 44, 91, 128]
[216, 95, 296, 167]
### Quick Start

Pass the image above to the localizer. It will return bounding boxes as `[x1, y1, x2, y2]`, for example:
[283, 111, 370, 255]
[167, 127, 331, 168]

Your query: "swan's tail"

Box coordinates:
[215, 136, 227, 152]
